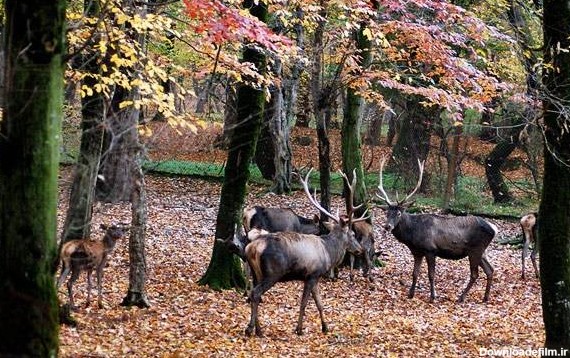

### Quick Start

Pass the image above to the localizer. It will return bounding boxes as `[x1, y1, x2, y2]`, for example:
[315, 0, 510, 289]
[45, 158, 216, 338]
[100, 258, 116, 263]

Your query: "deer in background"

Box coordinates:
[338, 171, 375, 282]
[243, 169, 367, 336]
[56, 224, 127, 309]
[243, 206, 320, 235]
[377, 157, 497, 303]
[520, 212, 539, 279]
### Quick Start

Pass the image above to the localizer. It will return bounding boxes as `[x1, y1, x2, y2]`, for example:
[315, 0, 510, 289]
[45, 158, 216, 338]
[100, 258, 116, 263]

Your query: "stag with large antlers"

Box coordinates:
[377, 157, 497, 303]
[242, 169, 366, 336]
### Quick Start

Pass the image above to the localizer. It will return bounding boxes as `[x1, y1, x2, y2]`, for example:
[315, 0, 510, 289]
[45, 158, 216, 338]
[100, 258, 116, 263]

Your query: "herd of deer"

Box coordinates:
[54, 158, 540, 337]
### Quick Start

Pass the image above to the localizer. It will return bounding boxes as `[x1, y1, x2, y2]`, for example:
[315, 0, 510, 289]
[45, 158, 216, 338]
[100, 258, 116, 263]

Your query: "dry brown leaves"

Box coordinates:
[56, 168, 543, 357]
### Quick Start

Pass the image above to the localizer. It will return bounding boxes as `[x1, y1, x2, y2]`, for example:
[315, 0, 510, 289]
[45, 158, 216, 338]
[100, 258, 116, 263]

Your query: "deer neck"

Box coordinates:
[321, 230, 347, 268]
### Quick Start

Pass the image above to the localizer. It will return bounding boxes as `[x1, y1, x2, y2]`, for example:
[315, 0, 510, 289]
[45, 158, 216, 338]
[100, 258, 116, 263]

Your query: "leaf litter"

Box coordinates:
[56, 167, 543, 357]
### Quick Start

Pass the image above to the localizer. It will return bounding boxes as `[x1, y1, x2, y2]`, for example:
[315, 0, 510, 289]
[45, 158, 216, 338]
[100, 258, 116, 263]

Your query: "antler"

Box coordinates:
[376, 156, 395, 205]
[401, 159, 425, 204]
[338, 169, 369, 224]
[376, 156, 425, 206]
[299, 168, 340, 223]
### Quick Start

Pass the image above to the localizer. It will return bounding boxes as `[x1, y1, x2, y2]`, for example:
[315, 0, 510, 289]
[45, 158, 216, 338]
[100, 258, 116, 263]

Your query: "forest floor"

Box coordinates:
[57, 122, 542, 357]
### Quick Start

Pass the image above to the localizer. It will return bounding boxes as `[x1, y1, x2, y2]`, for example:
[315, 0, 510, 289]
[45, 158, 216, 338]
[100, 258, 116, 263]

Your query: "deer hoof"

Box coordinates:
[321, 323, 329, 333]
[295, 328, 304, 335]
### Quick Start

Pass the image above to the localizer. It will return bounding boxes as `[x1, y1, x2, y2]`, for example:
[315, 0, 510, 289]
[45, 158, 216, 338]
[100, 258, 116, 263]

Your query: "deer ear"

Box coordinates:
[313, 214, 320, 223]
[403, 201, 415, 209]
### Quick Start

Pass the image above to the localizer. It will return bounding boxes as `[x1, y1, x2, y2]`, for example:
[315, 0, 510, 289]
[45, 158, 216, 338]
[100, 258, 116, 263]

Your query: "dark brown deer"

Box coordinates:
[337, 171, 375, 282]
[243, 206, 320, 235]
[243, 169, 366, 336]
[520, 212, 538, 279]
[56, 224, 126, 309]
[377, 157, 497, 303]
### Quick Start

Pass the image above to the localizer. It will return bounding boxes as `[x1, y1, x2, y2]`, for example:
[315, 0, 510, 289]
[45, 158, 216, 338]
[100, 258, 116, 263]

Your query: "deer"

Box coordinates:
[376, 157, 497, 303]
[243, 206, 320, 235]
[337, 170, 375, 282]
[242, 168, 367, 336]
[56, 224, 126, 309]
[520, 212, 538, 279]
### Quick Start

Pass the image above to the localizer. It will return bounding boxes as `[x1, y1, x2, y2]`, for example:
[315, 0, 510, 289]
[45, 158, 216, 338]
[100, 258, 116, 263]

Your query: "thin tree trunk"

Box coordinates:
[284, 6, 304, 126]
[442, 125, 461, 210]
[121, 159, 150, 307]
[0, 1, 66, 355]
[311, 1, 332, 218]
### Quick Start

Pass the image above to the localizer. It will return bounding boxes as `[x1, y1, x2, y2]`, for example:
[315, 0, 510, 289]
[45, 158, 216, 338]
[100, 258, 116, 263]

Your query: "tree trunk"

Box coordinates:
[389, 99, 433, 187]
[283, 6, 304, 127]
[60, 0, 105, 248]
[255, 58, 293, 193]
[442, 125, 461, 210]
[540, 0, 570, 349]
[96, 0, 150, 308]
[364, 104, 385, 146]
[342, 19, 372, 215]
[96, 86, 138, 202]
[311, 1, 333, 218]
[0, 1, 66, 355]
[198, 0, 267, 290]
[485, 139, 517, 203]
[121, 161, 150, 307]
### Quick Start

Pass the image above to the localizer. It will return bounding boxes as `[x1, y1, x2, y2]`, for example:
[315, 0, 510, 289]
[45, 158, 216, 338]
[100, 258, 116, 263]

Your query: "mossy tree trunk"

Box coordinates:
[0, 0, 66, 355]
[342, 17, 372, 215]
[198, 0, 267, 290]
[539, 0, 570, 350]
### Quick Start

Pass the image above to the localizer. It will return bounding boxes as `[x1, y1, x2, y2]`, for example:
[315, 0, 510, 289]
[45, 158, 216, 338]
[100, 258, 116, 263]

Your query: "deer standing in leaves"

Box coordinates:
[56, 224, 126, 309]
[242, 169, 366, 336]
[377, 157, 497, 302]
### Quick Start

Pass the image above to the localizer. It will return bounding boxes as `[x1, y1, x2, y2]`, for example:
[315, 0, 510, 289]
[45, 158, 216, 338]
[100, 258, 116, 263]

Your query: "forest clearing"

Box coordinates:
[56, 126, 543, 356]
[56, 170, 542, 357]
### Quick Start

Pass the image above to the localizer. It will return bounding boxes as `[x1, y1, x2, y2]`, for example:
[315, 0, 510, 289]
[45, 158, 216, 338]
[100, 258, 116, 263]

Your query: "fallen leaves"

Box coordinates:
[56, 169, 543, 357]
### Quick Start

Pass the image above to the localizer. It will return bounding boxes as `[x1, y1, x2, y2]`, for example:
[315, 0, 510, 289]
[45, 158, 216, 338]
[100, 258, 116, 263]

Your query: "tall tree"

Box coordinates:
[94, 0, 150, 308]
[539, 0, 570, 349]
[311, 0, 334, 218]
[59, 0, 105, 248]
[0, 0, 66, 355]
[342, 1, 376, 214]
[198, 0, 267, 290]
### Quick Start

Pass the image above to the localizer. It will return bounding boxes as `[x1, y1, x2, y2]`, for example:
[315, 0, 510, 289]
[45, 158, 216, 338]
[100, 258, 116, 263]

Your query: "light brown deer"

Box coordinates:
[56, 224, 126, 309]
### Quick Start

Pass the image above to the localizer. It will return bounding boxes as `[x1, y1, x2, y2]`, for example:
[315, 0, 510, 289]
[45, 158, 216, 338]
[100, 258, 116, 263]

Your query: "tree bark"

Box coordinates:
[198, 0, 266, 290]
[60, 0, 105, 248]
[121, 161, 150, 308]
[342, 18, 372, 215]
[389, 99, 433, 187]
[540, 0, 570, 349]
[0, 1, 66, 355]
[485, 138, 517, 203]
[311, 1, 333, 218]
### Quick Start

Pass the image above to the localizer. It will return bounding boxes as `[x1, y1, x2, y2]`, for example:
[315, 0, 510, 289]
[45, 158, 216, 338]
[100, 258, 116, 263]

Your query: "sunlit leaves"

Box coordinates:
[67, 1, 190, 128]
